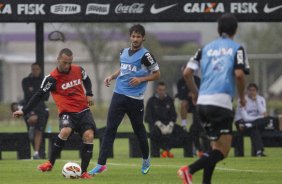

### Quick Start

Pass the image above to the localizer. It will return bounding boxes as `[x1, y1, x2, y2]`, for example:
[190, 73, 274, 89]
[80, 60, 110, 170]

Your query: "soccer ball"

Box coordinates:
[62, 162, 81, 179]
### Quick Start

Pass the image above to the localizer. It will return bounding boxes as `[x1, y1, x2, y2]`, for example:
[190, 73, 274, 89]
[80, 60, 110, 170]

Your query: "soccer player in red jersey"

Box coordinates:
[13, 48, 95, 179]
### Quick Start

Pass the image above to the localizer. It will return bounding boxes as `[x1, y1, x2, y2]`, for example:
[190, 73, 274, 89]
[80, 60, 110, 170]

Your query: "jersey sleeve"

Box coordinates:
[22, 75, 56, 114]
[141, 52, 159, 72]
[187, 48, 202, 71]
[239, 106, 264, 122]
[257, 96, 266, 114]
[80, 67, 93, 96]
[234, 46, 250, 74]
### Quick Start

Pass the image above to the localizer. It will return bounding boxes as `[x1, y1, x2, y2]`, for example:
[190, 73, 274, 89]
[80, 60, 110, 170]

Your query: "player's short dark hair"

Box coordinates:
[31, 62, 41, 68]
[247, 83, 258, 91]
[58, 48, 73, 57]
[157, 81, 166, 86]
[31, 62, 40, 67]
[217, 13, 238, 37]
[129, 24, 145, 36]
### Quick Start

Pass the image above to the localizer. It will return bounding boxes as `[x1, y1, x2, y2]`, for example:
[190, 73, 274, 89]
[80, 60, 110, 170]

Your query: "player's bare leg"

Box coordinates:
[33, 130, 42, 159]
[180, 100, 188, 130]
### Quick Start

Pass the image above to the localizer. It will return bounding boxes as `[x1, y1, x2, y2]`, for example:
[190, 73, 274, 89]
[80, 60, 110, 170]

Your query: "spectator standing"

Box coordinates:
[21, 63, 49, 159]
[176, 67, 209, 157]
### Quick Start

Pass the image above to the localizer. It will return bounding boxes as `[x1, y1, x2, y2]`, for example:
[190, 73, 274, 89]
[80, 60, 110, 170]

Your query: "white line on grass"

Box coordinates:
[60, 160, 282, 174]
[216, 167, 282, 173]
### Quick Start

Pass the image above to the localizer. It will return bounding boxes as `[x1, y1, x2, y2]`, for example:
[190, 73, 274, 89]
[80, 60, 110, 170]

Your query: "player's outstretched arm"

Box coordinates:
[22, 75, 56, 115]
[235, 69, 246, 107]
[86, 96, 94, 106]
[183, 67, 198, 105]
[104, 69, 120, 87]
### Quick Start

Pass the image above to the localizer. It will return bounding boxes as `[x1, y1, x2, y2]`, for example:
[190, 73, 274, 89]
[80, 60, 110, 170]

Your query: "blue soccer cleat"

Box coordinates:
[141, 158, 151, 174]
[88, 164, 107, 175]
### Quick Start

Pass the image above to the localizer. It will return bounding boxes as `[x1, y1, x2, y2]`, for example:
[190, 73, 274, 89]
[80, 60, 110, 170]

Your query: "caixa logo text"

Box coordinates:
[0, 4, 12, 14]
[115, 3, 144, 14]
[50, 4, 81, 15]
[184, 3, 224, 13]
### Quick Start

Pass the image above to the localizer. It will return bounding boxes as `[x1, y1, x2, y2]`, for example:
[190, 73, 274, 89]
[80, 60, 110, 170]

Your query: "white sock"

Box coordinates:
[34, 151, 39, 156]
[181, 120, 187, 126]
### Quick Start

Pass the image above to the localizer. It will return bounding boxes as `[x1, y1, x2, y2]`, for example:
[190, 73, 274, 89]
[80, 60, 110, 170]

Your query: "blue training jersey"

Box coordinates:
[114, 47, 159, 98]
[187, 36, 249, 109]
[201, 37, 241, 97]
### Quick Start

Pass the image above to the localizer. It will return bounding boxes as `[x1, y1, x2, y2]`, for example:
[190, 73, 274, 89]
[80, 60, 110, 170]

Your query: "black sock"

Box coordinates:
[49, 136, 66, 165]
[202, 149, 224, 184]
[81, 143, 93, 173]
[189, 153, 210, 174]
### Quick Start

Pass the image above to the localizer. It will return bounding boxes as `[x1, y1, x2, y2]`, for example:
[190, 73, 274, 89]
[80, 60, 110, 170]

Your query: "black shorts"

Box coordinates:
[197, 105, 234, 141]
[59, 109, 96, 137]
[24, 108, 49, 131]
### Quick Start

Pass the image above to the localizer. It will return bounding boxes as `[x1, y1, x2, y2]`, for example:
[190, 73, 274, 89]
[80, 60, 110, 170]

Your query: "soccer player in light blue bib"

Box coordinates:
[178, 13, 250, 184]
[89, 24, 160, 176]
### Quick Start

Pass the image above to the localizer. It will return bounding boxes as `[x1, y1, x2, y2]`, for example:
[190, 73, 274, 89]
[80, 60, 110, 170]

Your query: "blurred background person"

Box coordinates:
[235, 83, 279, 157]
[21, 63, 49, 159]
[176, 66, 209, 157]
[146, 81, 186, 158]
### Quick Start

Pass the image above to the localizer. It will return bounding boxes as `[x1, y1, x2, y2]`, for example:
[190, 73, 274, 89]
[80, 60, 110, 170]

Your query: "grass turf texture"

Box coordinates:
[1, 111, 282, 183]
[1, 139, 282, 184]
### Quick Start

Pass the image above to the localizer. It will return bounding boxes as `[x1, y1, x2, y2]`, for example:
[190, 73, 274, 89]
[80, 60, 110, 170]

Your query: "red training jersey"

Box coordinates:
[50, 65, 88, 114]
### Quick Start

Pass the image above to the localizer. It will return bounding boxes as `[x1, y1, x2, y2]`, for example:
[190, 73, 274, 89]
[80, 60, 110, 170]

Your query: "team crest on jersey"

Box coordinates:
[212, 58, 224, 72]
[61, 79, 81, 90]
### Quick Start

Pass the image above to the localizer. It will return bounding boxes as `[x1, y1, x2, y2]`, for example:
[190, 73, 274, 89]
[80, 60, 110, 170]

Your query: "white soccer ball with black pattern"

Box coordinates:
[62, 162, 81, 179]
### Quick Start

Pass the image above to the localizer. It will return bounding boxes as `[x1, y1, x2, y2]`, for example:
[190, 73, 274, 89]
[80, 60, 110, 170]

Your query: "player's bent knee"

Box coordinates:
[59, 127, 72, 139]
[27, 115, 38, 126]
[82, 129, 94, 142]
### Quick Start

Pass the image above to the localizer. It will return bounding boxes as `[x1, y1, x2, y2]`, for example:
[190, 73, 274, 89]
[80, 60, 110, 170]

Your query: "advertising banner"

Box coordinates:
[0, 0, 281, 22]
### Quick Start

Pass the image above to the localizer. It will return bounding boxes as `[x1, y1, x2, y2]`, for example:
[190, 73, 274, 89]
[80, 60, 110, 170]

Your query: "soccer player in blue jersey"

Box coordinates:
[178, 13, 250, 184]
[89, 24, 160, 175]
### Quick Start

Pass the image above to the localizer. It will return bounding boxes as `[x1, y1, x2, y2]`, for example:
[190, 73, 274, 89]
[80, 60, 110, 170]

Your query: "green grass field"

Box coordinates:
[1, 117, 282, 183]
[1, 138, 282, 184]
